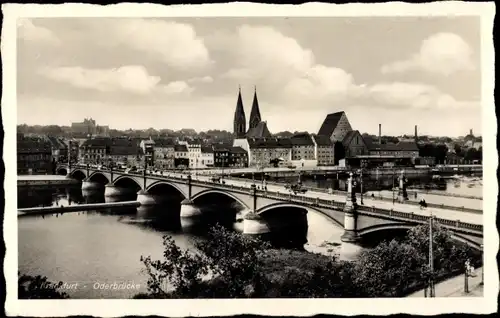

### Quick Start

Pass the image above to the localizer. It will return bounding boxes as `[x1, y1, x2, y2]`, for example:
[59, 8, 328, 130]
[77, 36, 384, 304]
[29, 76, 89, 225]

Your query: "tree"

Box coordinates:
[139, 225, 270, 298]
[18, 273, 69, 299]
[352, 222, 480, 297]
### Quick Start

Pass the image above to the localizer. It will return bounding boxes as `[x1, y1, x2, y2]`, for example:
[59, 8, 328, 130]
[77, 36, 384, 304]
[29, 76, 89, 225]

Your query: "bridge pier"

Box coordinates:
[104, 183, 135, 197]
[180, 199, 202, 218]
[180, 199, 202, 229]
[136, 190, 158, 206]
[81, 180, 103, 190]
[243, 212, 271, 235]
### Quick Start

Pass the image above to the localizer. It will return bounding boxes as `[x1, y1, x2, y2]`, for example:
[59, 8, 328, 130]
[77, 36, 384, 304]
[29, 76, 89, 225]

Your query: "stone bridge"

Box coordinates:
[58, 164, 483, 249]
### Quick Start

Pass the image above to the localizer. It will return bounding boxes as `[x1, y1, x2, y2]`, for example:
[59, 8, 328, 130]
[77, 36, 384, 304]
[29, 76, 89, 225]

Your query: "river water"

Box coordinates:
[18, 174, 482, 299]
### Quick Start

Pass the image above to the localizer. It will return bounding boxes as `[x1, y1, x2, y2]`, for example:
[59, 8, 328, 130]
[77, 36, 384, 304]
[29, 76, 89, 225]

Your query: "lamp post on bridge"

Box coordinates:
[428, 212, 436, 297]
[480, 244, 484, 286]
[392, 169, 395, 205]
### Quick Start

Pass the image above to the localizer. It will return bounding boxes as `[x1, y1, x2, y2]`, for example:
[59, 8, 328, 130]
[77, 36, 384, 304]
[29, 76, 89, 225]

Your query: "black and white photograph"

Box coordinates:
[3, 2, 497, 316]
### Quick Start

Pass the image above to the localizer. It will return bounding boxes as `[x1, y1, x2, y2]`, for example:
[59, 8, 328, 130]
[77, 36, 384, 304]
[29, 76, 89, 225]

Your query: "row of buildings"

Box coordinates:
[16, 133, 82, 174]
[231, 87, 421, 168]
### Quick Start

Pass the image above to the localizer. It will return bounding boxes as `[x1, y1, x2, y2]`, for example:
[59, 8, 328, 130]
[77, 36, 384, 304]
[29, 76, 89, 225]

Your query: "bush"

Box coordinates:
[18, 273, 69, 299]
[138, 222, 481, 298]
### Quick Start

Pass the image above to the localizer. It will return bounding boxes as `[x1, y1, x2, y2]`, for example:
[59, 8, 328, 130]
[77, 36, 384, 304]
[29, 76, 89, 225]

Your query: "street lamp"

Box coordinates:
[359, 169, 364, 205]
[480, 244, 484, 286]
[428, 213, 436, 297]
[392, 169, 395, 204]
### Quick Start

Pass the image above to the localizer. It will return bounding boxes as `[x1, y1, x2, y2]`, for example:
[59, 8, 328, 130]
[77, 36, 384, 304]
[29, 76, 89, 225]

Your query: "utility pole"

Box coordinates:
[480, 244, 484, 286]
[360, 168, 364, 205]
[392, 169, 395, 204]
[429, 214, 435, 297]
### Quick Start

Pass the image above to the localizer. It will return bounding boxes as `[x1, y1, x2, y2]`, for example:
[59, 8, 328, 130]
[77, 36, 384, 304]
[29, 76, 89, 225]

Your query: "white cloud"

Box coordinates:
[187, 76, 214, 84]
[368, 82, 478, 110]
[218, 25, 359, 103]
[381, 32, 475, 76]
[17, 18, 61, 46]
[40, 65, 192, 95]
[104, 19, 212, 71]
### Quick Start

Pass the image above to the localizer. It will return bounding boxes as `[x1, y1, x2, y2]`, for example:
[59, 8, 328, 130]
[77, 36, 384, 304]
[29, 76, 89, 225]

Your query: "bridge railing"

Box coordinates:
[357, 205, 483, 233]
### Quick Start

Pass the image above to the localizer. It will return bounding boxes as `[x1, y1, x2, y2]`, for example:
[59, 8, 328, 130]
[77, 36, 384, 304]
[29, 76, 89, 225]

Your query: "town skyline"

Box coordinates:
[18, 17, 482, 137]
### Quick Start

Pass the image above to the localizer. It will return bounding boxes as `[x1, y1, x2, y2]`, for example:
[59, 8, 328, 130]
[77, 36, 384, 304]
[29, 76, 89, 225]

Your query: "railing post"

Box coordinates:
[187, 174, 192, 200]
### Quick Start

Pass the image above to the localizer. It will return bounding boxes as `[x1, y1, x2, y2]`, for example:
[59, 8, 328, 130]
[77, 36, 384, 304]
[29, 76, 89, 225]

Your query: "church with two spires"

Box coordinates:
[233, 86, 272, 139]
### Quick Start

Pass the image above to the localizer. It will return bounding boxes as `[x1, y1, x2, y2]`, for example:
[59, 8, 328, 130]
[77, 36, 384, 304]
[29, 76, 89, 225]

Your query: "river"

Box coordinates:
[17, 174, 482, 299]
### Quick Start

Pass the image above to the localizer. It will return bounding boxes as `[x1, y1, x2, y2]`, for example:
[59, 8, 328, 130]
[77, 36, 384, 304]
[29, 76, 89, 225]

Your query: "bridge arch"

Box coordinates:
[56, 167, 68, 175]
[358, 223, 482, 251]
[256, 202, 344, 228]
[191, 189, 250, 210]
[146, 181, 187, 198]
[451, 233, 483, 251]
[70, 169, 87, 181]
[112, 175, 143, 191]
[87, 172, 111, 185]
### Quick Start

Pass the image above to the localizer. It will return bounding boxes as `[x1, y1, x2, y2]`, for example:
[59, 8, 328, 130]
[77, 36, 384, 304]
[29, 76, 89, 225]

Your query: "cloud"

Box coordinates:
[367, 82, 479, 110]
[381, 32, 475, 76]
[40, 65, 192, 95]
[103, 19, 212, 71]
[17, 18, 61, 46]
[218, 25, 359, 104]
[187, 76, 214, 84]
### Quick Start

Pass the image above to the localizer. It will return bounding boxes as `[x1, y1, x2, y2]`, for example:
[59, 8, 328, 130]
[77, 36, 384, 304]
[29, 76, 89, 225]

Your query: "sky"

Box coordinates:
[17, 16, 482, 137]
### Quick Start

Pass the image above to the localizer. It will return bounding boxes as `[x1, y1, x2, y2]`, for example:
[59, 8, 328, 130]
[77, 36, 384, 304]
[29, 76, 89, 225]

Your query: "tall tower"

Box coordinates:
[248, 86, 262, 130]
[414, 125, 418, 143]
[233, 86, 246, 138]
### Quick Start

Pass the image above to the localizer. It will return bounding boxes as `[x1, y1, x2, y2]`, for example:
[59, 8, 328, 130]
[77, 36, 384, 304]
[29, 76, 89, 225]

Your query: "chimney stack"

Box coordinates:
[378, 124, 382, 144]
[470, 129, 473, 136]
[415, 125, 418, 143]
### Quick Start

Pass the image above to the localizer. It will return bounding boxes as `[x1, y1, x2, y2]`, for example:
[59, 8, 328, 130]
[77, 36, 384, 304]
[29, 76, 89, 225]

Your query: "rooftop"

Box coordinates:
[317, 111, 345, 137]
[174, 144, 188, 152]
[248, 137, 292, 149]
[247, 121, 272, 138]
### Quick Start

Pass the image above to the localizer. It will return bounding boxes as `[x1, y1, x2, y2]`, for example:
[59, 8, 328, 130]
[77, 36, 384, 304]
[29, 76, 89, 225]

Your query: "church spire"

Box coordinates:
[233, 85, 246, 138]
[249, 85, 262, 130]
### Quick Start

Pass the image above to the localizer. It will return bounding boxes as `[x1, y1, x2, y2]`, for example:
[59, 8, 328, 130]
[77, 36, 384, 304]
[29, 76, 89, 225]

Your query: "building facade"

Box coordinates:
[174, 144, 189, 169]
[229, 146, 248, 168]
[213, 144, 231, 168]
[311, 135, 335, 166]
[153, 138, 176, 169]
[110, 138, 142, 168]
[342, 130, 369, 158]
[290, 133, 317, 167]
[79, 138, 110, 164]
[140, 139, 155, 168]
[47, 136, 68, 163]
[187, 140, 202, 169]
[247, 137, 292, 167]
[200, 146, 214, 168]
[17, 134, 53, 175]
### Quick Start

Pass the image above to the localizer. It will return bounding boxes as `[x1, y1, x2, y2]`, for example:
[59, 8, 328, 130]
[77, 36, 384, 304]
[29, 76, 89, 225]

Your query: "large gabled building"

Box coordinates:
[317, 111, 353, 143]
